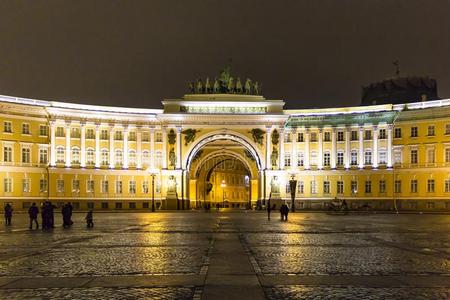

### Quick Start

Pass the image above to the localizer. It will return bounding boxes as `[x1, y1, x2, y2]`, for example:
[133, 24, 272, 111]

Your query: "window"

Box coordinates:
[351, 150, 358, 166]
[129, 202, 136, 209]
[445, 179, 450, 193]
[446, 148, 450, 163]
[143, 202, 149, 209]
[310, 151, 317, 166]
[284, 152, 291, 167]
[21, 178, 30, 193]
[72, 147, 80, 164]
[379, 150, 387, 165]
[411, 126, 418, 137]
[285, 183, 291, 193]
[156, 132, 163, 142]
[142, 150, 150, 165]
[86, 129, 95, 139]
[379, 180, 386, 193]
[102, 202, 109, 209]
[351, 181, 357, 194]
[56, 127, 65, 137]
[379, 129, 386, 139]
[156, 181, 161, 193]
[56, 146, 65, 163]
[115, 202, 122, 209]
[101, 149, 109, 165]
[394, 148, 402, 164]
[86, 148, 95, 165]
[411, 179, 418, 193]
[39, 179, 47, 193]
[323, 152, 330, 166]
[296, 152, 304, 167]
[115, 149, 123, 165]
[394, 128, 402, 138]
[87, 180, 94, 193]
[72, 179, 79, 193]
[100, 129, 108, 140]
[337, 181, 344, 194]
[337, 131, 344, 141]
[22, 148, 31, 164]
[337, 152, 344, 166]
[297, 181, 304, 194]
[310, 132, 317, 142]
[446, 124, 450, 135]
[128, 150, 136, 166]
[297, 132, 304, 142]
[365, 181, 372, 193]
[284, 133, 291, 142]
[87, 202, 94, 209]
[3, 121, 12, 133]
[427, 125, 435, 136]
[22, 123, 30, 134]
[310, 180, 317, 194]
[394, 180, 401, 193]
[115, 180, 122, 194]
[101, 180, 109, 193]
[427, 202, 435, 209]
[70, 128, 80, 138]
[364, 130, 371, 140]
[114, 131, 123, 140]
[410, 149, 418, 164]
[39, 125, 48, 136]
[364, 150, 372, 165]
[155, 151, 163, 168]
[4, 178, 12, 193]
[427, 179, 435, 193]
[57, 179, 65, 193]
[324, 131, 331, 142]
[323, 181, 330, 194]
[129, 131, 136, 141]
[142, 181, 149, 194]
[351, 130, 358, 141]
[427, 148, 435, 164]
[39, 148, 48, 164]
[142, 131, 150, 142]
[129, 180, 136, 194]
[3, 146, 12, 162]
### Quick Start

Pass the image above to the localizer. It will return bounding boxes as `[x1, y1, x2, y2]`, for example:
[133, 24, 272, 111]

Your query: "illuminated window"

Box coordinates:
[445, 179, 450, 193]
[39, 179, 47, 193]
[142, 181, 149, 194]
[364, 130, 372, 140]
[323, 181, 330, 194]
[394, 180, 401, 193]
[57, 179, 65, 193]
[71, 147, 80, 164]
[297, 152, 304, 167]
[101, 149, 109, 165]
[446, 124, 450, 135]
[102, 180, 109, 193]
[284, 152, 291, 167]
[155, 151, 162, 168]
[427, 148, 435, 164]
[86, 148, 95, 165]
[394, 128, 402, 138]
[379, 129, 386, 139]
[411, 180, 418, 193]
[4, 178, 12, 193]
[446, 148, 450, 163]
[323, 152, 330, 166]
[379, 180, 386, 193]
[128, 131, 136, 141]
[378, 150, 387, 165]
[56, 146, 65, 163]
[337, 131, 344, 141]
[115, 149, 123, 165]
[56, 127, 65, 137]
[365, 181, 372, 193]
[129, 180, 136, 194]
[71, 128, 80, 138]
[297, 181, 304, 194]
[22, 123, 30, 135]
[156, 132, 163, 142]
[337, 181, 344, 194]
[351, 181, 357, 194]
[310, 132, 317, 142]
[128, 150, 136, 166]
[142, 132, 150, 142]
[3, 121, 12, 133]
[310, 180, 317, 194]
[297, 132, 304, 142]
[310, 151, 317, 166]
[72, 180, 79, 193]
[410, 149, 418, 164]
[427, 179, 435, 193]
[351, 130, 358, 141]
[351, 150, 358, 165]
[284, 133, 291, 142]
[411, 126, 418, 137]
[114, 131, 123, 140]
[21, 148, 31, 164]
[86, 129, 95, 139]
[364, 150, 372, 165]
[324, 131, 331, 142]
[87, 180, 94, 193]
[394, 148, 402, 164]
[427, 125, 435, 136]
[142, 150, 150, 165]
[3, 146, 12, 162]
[115, 181, 122, 194]
[39, 125, 48, 136]
[100, 129, 108, 140]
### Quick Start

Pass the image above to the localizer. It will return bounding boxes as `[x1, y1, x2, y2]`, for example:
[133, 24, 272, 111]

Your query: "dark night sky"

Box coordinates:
[0, 1, 449, 109]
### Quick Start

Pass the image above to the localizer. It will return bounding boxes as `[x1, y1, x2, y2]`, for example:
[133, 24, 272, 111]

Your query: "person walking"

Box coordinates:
[267, 193, 272, 220]
[61, 203, 71, 228]
[85, 210, 94, 228]
[28, 203, 39, 229]
[4, 204, 13, 226]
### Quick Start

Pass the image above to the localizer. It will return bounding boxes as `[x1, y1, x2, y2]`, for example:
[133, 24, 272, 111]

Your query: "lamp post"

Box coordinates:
[289, 172, 298, 212]
[220, 180, 226, 209]
[148, 168, 159, 212]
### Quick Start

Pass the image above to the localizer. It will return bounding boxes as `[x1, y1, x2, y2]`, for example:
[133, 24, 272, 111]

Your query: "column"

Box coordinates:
[279, 128, 285, 170]
[162, 126, 167, 169]
[136, 126, 142, 169]
[318, 128, 323, 169]
[176, 126, 182, 169]
[304, 128, 310, 169]
[265, 126, 271, 169]
[65, 123, 71, 167]
[109, 126, 115, 169]
[80, 123, 86, 167]
[292, 128, 298, 169]
[50, 121, 56, 166]
[150, 127, 155, 168]
[358, 126, 364, 169]
[372, 125, 378, 168]
[123, 126, 129, 169]
[331, 127, 337, 169]
[95, 124, 100, 168]
[387, 124, 393, 168]
[344, 127, 350, 169]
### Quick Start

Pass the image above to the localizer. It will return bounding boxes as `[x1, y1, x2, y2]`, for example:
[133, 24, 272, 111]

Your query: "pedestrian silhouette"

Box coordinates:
[4, 204, 13, 226]
[85, 210, 94, 228]
[28, 203, 39, 229]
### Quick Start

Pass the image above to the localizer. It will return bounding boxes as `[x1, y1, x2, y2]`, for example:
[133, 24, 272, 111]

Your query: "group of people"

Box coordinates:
[3, 202, 94, 229]
[266, 195, 290, 221]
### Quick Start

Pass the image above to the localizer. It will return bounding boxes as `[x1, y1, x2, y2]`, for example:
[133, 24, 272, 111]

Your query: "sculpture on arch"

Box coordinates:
[249, 128, 265, 145]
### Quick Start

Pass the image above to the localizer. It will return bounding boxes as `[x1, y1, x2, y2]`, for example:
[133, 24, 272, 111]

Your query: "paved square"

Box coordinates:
[0, 211, 448, 299]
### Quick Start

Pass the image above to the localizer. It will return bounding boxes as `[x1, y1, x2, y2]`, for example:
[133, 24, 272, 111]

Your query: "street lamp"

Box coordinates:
[148, 168, 159, 212]
[220, 180, 226, 209]
[289, 171, 298, 212]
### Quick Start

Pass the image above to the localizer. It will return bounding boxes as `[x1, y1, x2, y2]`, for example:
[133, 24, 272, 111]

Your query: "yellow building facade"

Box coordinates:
[1, 93, 450, 211]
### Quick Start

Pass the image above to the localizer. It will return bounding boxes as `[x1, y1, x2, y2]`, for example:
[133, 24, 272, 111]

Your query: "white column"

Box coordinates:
[176, 126, 182, 169]
[136, 126, 142, 169]
[318, 128, 323, 169]
[372, 125, 378, 168]
[279, 128, 285, 170]
[331, 127, 337, 169]
[358, 126, 364, 169]
[387, 124, 393, 168]
[150, 128, 155, 169]
[109, 126, 115, 169]
[123, 126, 129, 169]
[65, 123, 71, 167]
[80, 123, 86, 168]
[304, 128, 310, 169]
[292, 128, 298, 169]
[345, 127, 350, 169]
[162, 126, 167, 169]
[265, 126, 271, 169]
[50, 121, 56, 166]
[95, 124, 100, 168]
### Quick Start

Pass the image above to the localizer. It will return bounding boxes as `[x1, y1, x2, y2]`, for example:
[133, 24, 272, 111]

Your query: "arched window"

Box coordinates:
[155, 151, 162, 168]
[56, 146, 65, 163]
[101, 149, 109, 166]
[128, 150, 136, 166]
[72, 147, 80, 164]
[364, 149, 372, 165]
[115, 149, 123, 165]
[142, 150, 150, 166]
[86, 148, 95, 165]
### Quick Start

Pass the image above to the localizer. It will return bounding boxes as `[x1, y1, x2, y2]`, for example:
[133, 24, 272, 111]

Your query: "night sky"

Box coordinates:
[0, 1, 449, 109]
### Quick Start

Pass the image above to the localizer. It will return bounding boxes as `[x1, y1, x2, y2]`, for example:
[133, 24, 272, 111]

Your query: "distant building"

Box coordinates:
[361, 76, 439, 106]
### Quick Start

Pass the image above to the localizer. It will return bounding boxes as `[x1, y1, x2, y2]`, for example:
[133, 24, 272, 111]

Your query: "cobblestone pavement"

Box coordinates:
[0, 211, 448, 299]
